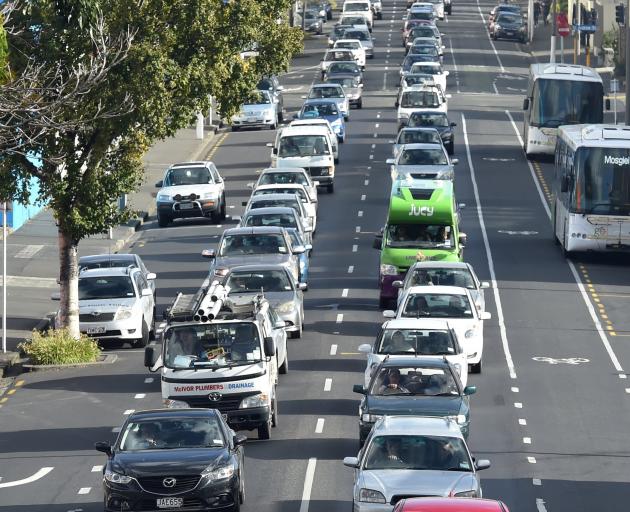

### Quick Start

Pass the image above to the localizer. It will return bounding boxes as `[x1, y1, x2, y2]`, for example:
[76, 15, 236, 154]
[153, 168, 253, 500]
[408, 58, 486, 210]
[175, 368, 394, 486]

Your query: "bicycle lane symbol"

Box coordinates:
[532, 357, 590, 365]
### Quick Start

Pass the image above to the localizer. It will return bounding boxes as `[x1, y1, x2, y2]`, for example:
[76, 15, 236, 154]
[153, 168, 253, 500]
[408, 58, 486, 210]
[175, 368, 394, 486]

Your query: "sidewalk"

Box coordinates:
[0, 126, 220, 359]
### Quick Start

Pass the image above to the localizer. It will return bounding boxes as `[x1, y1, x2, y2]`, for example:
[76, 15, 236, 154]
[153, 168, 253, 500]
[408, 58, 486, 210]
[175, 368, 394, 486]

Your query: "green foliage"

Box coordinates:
[19, 329, 101, 365]
[0, 19, 7, 84]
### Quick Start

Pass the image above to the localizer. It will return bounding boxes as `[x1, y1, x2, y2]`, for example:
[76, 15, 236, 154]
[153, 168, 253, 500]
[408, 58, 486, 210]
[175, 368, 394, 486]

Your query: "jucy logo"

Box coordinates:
[408, 205, 434, 216]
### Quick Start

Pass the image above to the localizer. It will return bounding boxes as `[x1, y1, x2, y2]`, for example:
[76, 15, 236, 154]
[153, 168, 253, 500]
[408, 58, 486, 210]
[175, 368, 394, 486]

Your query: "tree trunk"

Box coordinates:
[57, 227, 80, 338]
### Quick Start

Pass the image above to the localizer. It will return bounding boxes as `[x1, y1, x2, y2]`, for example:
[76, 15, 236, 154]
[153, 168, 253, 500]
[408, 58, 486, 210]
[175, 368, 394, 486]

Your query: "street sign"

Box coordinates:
[557, 13, 570, 36]
[576, 24, 597, 32]
[611, 78, 619, 93]
[558, 26, 570, 36]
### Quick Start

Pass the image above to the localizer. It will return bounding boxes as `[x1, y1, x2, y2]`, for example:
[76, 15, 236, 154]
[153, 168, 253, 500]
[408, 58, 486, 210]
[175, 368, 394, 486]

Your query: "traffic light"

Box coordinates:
[590, 8, 598, 25]
[616, 3, 625, 24]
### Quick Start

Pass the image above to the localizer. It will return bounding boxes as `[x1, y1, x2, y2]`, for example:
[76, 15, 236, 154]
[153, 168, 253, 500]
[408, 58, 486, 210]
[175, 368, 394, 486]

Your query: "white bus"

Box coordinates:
[523, 64, 608, 158]
[553, 124, 630, 254]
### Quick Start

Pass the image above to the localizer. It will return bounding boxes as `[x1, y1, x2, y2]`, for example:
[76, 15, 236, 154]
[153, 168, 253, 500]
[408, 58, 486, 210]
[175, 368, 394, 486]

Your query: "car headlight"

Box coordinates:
[240, 393, 269, 409]
[465, 329, 476, 339]
[202, 462, 235, 481]
[361, 413, 383, 423]
[164, 399, 190, 409]
[277, 301, 295, 314]
[157, 194, 170, 202]
[380, 264, 398, 276]
[454, 490, 478, 498]
[203, 192, 218, 199]
[104, 469, 133, 485]
[320, 167, 331, 176]
[115, 308, 133, 321]
[447, 414, 467, 425]
[495, 24, 501, 30]
[359, 489, 386, 503]
[442, 133, 453, 141]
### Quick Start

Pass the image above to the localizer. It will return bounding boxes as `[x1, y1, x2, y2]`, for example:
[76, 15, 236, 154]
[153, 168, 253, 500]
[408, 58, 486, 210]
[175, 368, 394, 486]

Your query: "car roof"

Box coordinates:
[280, 125, 331, 136]
[255, 183, 307, 191]
[410, 109, 448, 117]
[380, 356, 451, 368]
[79, 267, 136, 278]
[303, 98, 340, 105]
[383, 318, 453, 330]
[169, 161, 213, 169]
[399, 143, 445, 150]
[243, 206, 298, 216]
[250, 193, 300, 201]
[409, 261, 470, 270]
[373, 415, 463, 438]
[335, 38, 362, 44]
[227, 263, 291, 274]
[79, 254, 137, 263]
[400, 498, 506, 512]
[223, 226, 286, 235]
[406, 285, 469, 296]
[411, 61, 442, 68]
[326, 73, 360, 80]
[259, 167, 308, 175]
[129, 408, 219, 421]
[312, 82, 345, 88]
[399, 127, 441, 133]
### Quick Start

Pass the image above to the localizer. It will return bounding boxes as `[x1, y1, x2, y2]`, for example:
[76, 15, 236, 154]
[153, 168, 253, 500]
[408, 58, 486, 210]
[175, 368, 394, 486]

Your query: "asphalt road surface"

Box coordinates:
[2, 1, 630, 511]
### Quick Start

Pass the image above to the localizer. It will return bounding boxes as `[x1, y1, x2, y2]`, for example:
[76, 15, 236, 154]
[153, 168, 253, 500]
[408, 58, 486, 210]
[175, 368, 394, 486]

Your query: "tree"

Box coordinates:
[0, 21, 7, 84]
[0, 0, 302, 338]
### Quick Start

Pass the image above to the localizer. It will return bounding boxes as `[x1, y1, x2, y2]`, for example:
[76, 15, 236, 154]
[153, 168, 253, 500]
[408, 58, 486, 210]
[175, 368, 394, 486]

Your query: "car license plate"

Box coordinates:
[222, 413, 228, 421]
[505, 31, 514, 35]
[157, 497, 183, 509]
[179, 203, 194, 210]
[87, 326, 106, 334]
[246, 117, 258, 123]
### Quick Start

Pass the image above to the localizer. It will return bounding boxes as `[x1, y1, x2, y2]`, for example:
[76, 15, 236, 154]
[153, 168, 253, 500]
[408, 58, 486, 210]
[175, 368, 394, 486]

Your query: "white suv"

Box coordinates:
[155, 161, 226, 227]
[76, 266, 156, 347]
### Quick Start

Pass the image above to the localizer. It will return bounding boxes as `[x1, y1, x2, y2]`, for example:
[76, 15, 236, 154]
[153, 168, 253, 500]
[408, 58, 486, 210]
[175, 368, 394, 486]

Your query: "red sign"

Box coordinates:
[557, 13, 570, 37]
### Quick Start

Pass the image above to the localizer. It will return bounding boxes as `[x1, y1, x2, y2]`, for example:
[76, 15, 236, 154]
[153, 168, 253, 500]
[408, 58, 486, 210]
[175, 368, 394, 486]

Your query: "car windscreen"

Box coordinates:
[243, 213, 299, 229]
[119, 417, 225, 451]
[410, 64, 442, 75]
[259, 172, 309, 186]
[401, 91, 440, 108]
[256, 188, 308, 202]
[244, 91, 271, 105]
[409, 10, 433, 19]
[410, 45, 438, 56]
[164, 322, 262, 369]
[399, 130, 442, 145]
[409, 112, 449, 127]
[364, 435, 472, 471]
[377, 328, 458, 355]
[309, 86, 344, 98]
[404, 74, 434, 87]
[327, 62, 359, 74]
[344, 30, 369, 41]
[79, 276, 136, 300]
[344, 2, 369, 10]
[302, 103, 339, 117]
[402, 293, 474, 319]
[327, 50, 354, 61]
[257, 78, 273, 91]
[369, 366, 459, 396]
[164, 167, 213, 186]
[278, 135, 330, 157]
[496, 14, 521, 24]
[399, 148, 447, 165]
[408, 268, 475, 288]
[250, 198, 300, 211]
[402, 55, 430, 72]
[227, 270, 293, 293]
[219, 234, 288, 256]
[386, 224, 454, 249]
[327, 77, 360, 88]
[79, 257, 136, 270]
[410, 27, 437, 38]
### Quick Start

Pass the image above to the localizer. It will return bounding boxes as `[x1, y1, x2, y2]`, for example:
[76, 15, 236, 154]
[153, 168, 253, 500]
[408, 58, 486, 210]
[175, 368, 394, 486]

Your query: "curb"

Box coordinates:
[22, 353, 118, 372]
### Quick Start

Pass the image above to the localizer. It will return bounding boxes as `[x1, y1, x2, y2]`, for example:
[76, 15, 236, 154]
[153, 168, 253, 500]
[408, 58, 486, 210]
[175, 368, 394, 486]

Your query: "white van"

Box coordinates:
[343, 0, 373, 29]
[269, 125, 336, 193]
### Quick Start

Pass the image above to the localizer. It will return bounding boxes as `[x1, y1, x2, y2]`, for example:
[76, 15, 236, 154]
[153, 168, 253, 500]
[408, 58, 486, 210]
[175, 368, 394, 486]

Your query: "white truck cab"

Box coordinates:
[145, 285, 288, 440]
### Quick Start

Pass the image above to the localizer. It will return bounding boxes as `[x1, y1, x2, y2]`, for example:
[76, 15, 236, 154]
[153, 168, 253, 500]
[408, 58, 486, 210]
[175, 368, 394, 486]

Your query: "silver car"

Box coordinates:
[390, 127, 443, 158]
[387, 143, 458, 181]
[243, 193, 313, 235]
[343, 416, 490, 512]
[325, 74, 364, 109]
[251, 167, 320, 204]
[223, 264, 306, 339]
[240, 206, 313, 247]
[305, 83, 350, 121]
[231, 90, 278, 131]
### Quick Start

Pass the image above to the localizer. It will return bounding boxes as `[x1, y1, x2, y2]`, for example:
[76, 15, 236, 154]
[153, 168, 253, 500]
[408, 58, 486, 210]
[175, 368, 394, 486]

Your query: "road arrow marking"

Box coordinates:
[0, 467, 54, 488]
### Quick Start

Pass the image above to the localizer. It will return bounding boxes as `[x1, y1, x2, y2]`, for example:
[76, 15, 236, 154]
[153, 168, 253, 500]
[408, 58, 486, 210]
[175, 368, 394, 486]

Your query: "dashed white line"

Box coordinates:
[523, 437, 532, 444]
[299, 458, 318, 512]
[376, 114, 381, 119]
[77, 487, 91, 495]
[91, 465, 102, 473]
[352, 245, 358, 252]
[528, 456, 537, 464]
[514, 402, 523, 408]
[330, 344, 338, 355]
[123, 409, 135, 415]
[134, 393, 146, 399]
[625, 388, 630, 393]
[536, 498, 547, 512]
[358, 211, 363, 217]
[533, 478, 542, 486]
[364, 179, 369, 186]
[324, 378, 332, 391]
[518, 418, 527, 425]
[371, 143, 376, 149]
[144, 378, 154, 384]
[511, 387, 519, 393]
[361, 194, 366, 201]
[355, 226, 361, 233]
[315, 418, 325, 433]
[342, 288, 349, 298]
[375, 123, 380, 128]
[348, 265, 354, 274]
[336, 313, 344, 324]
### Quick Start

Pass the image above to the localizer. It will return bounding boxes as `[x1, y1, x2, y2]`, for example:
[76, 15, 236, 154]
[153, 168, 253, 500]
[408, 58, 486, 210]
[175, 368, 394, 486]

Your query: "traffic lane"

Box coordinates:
[465, 110, 630, 505]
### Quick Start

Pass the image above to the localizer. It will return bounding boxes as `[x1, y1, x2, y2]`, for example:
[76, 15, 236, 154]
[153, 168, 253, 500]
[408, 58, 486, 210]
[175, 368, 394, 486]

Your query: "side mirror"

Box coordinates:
[522, 98, 530, 110]
[372, 237, 382, 250]
[353, 384, 367, 394]
[451, 158, 459, 165]
[358, 343, 372, 354]
[266, 142, 274, 147]
[445, 94, 452, 99]
[464, 385, 477, 396]
[392, 280, 403, 289]
[450, 122, 457, 127]
[475, 459, 491, 471]
[304, 244, 313, 251]
[144, 345, 159, 368]
[146, 272, 157, 280]
[274, 321, 287, 330]
[313, 181, 321, 186]
[277, 85, 285, 92]
[95, 441, 113, 456]
[605, 98, 611, 111]
[242, 201, 248, 206]
[480, 281, 490, 289]
[343, 456, 360, 468]
[458, 203, 466, 209]
[141, 288, 153, 297]
[293, 245, 306, 254]
[233, 434, 247, 446]
[444, 70, 450, 76]
[298, 283, 308, 291]
[458, 233, 467, 247]
[383, 310, 396, 318]
[264, 336, 276, 357]
[359, 83, 364, 88]
[51, 292, 61, 301]
[481, 311, 492, 320]
[201, 249, 216, 259]
[155, 180, 164, 188]
[386, 158, 395, 165]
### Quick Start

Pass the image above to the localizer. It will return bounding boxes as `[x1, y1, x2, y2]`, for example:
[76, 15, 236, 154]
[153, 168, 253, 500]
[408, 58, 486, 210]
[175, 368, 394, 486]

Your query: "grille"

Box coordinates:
[409, 173, 438, 179]
[136, 497, 204, 510]
[173, 193, 199, 201]
[183, 391, 258, 412]
[80, 312, 115, 322]
[304, 167, 326, 177]
[136, 475, 201, 495]
[391, 495, 435, 505]
[409, 188, 434, 200]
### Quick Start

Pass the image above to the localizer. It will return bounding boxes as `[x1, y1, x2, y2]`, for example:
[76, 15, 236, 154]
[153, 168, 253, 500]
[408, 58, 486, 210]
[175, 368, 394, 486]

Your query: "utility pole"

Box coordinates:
[528, 0, 534, 42]
[550, 0, 557, 62]
[626, 0, 630, 124]
[302, 0, 307, 31]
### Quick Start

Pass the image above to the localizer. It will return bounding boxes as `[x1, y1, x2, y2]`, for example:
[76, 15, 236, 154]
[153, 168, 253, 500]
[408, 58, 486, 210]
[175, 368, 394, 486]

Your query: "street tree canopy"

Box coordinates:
[0, 0, 302, 337]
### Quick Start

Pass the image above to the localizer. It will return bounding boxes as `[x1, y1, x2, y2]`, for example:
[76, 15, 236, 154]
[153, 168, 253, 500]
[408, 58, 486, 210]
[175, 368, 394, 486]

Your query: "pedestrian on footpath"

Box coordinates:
[533, 0, 541, 26]
[543, 0, 550, 25]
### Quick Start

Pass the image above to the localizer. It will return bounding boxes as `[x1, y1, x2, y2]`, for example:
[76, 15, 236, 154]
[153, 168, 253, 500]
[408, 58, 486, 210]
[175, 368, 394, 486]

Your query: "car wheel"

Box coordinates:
[327, 183, 334, 193]
[278, 110, 284, 123]
[239, 471, 245, 504]
[133, 321, 150, 348]
[377, 12, 383, 19]
[344, 115, 349, 122]
[269, 118, 277, 130]
[231, 125, 240, 132]
[271, 393, 278, 427]
[258, 418, 271, 440]
[157, 212, 171, 228]
[279, 348, 289, 374]
[290, 321, 303, 339]
[220, 194, 227, 220]
[378, 296, 390, 310]
[357, 99, 363, 109]
[470, 360, 482, 374]
[231, 495, 241, 512]
[149, 307, 156, 339]
[334, 156, 339, 164]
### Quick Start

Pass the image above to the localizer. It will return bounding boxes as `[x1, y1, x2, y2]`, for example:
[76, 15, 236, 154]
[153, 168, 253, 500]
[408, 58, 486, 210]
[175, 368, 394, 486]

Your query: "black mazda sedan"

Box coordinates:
[96, 408, 246, 512]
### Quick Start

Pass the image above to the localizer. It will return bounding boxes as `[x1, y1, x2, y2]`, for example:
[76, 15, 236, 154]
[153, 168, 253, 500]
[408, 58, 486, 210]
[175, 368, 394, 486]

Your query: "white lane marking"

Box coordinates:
[315, 418, 325, 433]
[448, 40, 460, 94]
[536, 498, 548, 512]
[519, 418, 527, 425]
[523, 437, 532, 444]
[324, 378, 332, 391]
[376, 114, 381, 119]
[375, 123, 380, 128]
[14, 245, 44, 259]
[369, 154, 374, 160]
[336, 313, 344, 324]
[533, 478, 542, 486]
[506, 111, 625, 376]
[620, 374, 627, 379]
[342, 288, 349, 298]
[364, 179, 369, 186]
[348, 265, 354, 274]
[358, 211, 363, 217]
[371, 143, 376, 149]
[299, 458, 317, 512]
[112, 427, 121, 433]
[492, 81, 499, 95]
[144, 378, 154, 384]
[134, 393, 146, 399]
[352, 245, 358, 252]
[123, 409, 135, 415]
[476, 0, 505, 72]
[77, 487, 91, 495]
[330, 344, 338, 355]
[373, 133, 378, 138]
[462, 113, 516, 379]
[514, 402, 523, 408]
[361, 195, 366, 201]
[91, 465, 102, 473]
[0, 467, 54, 488]
[625, 388, 630, 393]
[511, 387, 519, 392]
[356, 226, 361, 233]
[528, 456, 537, 464]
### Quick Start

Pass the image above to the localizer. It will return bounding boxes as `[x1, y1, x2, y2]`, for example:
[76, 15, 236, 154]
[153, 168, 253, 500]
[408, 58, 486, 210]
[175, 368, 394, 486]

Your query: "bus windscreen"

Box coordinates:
[531, 79, 603, 128]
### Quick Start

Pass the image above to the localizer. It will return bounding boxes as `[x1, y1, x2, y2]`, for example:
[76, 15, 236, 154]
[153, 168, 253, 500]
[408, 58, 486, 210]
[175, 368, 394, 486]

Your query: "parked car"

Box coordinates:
[257, 76, 285, 122]
[231, 90, 279, 131]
